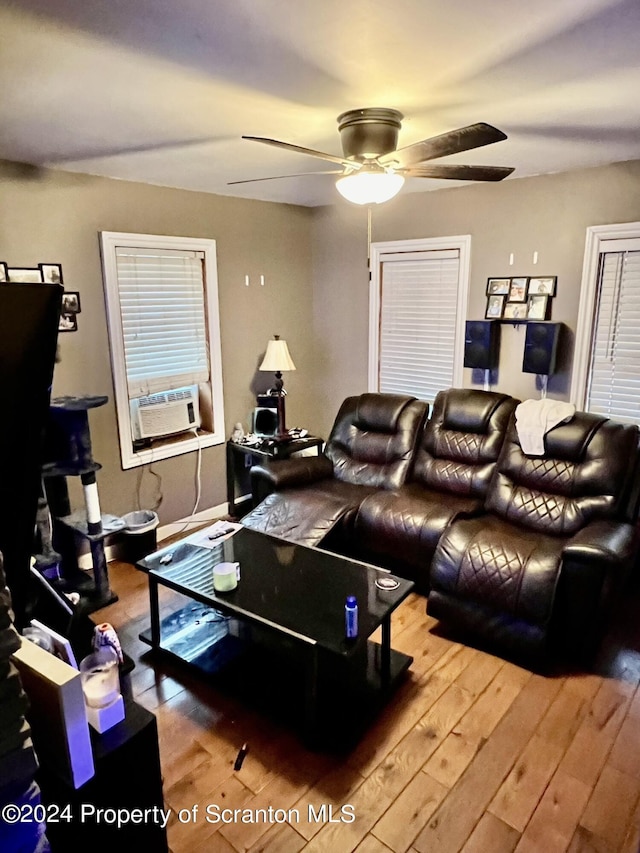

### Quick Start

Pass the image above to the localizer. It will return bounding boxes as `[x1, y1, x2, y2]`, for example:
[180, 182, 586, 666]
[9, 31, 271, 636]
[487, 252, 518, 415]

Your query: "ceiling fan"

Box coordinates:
[230, 108, 514, 204]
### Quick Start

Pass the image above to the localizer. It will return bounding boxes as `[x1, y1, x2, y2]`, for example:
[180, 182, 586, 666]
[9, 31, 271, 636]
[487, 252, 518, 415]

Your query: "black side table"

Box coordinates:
[37, 698, 168, 852]
[226, 436, 323, 517]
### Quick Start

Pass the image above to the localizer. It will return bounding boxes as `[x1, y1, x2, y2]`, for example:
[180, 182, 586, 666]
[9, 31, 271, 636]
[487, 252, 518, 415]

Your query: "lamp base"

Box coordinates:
[274, 390, 287, 437]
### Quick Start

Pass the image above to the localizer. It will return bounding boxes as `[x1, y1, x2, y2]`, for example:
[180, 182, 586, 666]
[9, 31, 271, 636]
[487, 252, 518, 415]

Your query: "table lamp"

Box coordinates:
[259, 335, 296, 437]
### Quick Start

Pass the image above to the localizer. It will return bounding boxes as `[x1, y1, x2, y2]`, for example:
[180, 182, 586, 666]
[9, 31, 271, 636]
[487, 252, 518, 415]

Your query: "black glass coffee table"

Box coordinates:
[135, 527, 414, 744]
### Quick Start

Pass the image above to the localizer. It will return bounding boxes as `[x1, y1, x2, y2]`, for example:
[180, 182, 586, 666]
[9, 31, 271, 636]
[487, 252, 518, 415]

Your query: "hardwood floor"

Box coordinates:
[94, 555, 640, 853]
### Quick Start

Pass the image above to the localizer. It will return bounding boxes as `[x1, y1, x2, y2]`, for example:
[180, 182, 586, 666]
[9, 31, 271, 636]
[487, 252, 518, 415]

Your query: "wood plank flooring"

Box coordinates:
[93, 554, 640, 853]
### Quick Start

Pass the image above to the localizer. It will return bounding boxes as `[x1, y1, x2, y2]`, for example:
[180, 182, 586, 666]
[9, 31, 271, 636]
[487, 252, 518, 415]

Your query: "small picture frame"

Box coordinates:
[29, 619, 78, 668]
[0, 262, 7, 282]
[485, 294, 506, 319]
[8, 267, 43, 283]
[508, 277, 529, 303]
[527, 294, 549, 320]
[486, 278, 511, 296]
[528, 276, 556, 296]
[503, 302, 528, 320]
[61, 292, 81, 314]
[58, 313, 78, 332]
[39, 263, 64, 285]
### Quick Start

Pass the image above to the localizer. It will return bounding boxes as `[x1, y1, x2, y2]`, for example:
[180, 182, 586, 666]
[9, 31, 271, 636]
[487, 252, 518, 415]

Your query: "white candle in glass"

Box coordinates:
[80, 650, 120, 708]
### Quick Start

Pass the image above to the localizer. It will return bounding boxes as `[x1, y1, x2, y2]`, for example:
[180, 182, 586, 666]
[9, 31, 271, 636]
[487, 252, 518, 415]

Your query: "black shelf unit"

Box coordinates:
[42, 396, 120, 613]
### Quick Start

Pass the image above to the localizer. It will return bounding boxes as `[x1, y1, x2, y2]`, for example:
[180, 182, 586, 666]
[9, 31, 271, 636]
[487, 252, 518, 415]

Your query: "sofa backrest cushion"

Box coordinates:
[486, 411, 639, 535]
[412, 389, 518, 497]
[325, 393, 428, 489]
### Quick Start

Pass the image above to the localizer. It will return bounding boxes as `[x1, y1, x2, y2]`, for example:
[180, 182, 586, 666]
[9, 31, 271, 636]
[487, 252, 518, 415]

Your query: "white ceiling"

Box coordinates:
[1, 0, 639, 207]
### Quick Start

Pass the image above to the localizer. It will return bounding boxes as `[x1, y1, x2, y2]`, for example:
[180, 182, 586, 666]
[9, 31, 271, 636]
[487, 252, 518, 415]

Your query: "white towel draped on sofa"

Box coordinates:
[515, 398, 576, 456]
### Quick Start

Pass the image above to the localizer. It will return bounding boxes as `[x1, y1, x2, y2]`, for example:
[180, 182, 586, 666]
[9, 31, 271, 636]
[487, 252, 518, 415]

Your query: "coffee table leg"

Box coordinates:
[381, 615, 391, 689]
[149, 576, 160, 649]
[304, 645, 319, 745]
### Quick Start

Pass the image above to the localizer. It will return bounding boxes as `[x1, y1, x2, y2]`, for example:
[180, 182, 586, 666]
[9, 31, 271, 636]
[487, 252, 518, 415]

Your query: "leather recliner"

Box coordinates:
[351, 388, 519, 592]
[427, 410, 640, 664]
[242, 393, 429, 547]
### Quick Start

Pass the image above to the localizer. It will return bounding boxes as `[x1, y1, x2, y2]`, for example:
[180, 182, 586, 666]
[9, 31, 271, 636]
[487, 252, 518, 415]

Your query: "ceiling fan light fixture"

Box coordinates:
[335, 170, 405, 205]
[240, 112, 512, 201]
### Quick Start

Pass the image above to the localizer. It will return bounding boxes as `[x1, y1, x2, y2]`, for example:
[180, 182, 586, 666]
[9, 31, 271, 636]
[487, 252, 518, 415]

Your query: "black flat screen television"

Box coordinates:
[0, 282, 62, 629]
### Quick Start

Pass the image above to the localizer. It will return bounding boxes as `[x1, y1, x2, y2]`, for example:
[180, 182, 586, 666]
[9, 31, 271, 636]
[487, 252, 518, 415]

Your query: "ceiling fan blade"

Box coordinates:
[379, 123, 508, 168]
[399, 164, 514, 182]
[228, 170, 343, 185]
[242, 136, 356, 168]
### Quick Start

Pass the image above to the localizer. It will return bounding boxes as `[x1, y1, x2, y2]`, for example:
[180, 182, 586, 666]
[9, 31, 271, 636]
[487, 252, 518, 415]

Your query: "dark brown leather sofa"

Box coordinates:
[244, 392, 429, 546]
[242, 388, 640, 664]
[428, 409, 640, 664]
[351, 388, 517, 592]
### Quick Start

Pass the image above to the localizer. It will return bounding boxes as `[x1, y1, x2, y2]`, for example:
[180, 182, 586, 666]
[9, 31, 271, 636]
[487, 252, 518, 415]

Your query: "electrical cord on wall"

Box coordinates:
[190, 427, 203, 519]
[173, 428, 205, 535]
[148, 462, 163, 511]
[136, 428, 219, 541]
[136, 444, 164, 513]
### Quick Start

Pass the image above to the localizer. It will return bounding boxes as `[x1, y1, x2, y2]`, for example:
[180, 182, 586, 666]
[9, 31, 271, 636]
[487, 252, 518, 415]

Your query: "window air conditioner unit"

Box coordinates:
[130, 386, 201, 440]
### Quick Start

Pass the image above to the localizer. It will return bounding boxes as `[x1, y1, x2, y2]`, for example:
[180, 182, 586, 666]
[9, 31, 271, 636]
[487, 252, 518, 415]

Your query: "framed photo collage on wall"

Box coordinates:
[485, 276, 557, 321]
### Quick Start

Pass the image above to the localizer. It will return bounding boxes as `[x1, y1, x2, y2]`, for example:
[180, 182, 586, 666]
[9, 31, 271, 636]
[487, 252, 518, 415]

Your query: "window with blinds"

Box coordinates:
[115, 247, 209, 398]
[100, 232, 225, 469]
[374, 248, 464, 401]
[586, 249, 640, 423]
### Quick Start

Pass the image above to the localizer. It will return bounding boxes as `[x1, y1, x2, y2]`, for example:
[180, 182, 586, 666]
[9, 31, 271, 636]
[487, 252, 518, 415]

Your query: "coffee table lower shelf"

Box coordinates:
[139, 601, 412, 748]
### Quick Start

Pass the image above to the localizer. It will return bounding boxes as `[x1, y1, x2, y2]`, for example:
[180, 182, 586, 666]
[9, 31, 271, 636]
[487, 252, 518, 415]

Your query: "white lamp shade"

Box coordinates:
[336, 171, 405, 205]
[259, 337, 296, 371]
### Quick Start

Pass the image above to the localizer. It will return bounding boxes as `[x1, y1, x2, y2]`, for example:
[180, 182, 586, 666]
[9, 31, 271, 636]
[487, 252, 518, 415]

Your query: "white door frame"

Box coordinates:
[570, 222, 640, 409]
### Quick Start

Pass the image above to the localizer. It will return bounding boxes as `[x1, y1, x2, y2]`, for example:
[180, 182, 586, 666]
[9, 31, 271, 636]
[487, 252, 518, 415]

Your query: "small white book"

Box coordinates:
[12, 637, 94, 788]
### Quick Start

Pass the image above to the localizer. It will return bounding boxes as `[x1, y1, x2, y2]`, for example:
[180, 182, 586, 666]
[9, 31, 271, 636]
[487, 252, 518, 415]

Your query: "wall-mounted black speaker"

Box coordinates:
[522, 322, 562, 375]
[464, 320, 500, 370]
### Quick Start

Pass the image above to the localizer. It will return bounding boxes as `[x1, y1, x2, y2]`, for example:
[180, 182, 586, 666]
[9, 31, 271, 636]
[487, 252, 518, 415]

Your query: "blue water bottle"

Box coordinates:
[345, 595, 358, 639]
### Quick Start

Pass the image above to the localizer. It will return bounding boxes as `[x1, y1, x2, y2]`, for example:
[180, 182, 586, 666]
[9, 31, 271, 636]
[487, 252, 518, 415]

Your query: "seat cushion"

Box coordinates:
[428, 515, 566, 658]
[354, 484, 483, 585]
[242, 481, 378, 547]
[306, 478, 379, 507]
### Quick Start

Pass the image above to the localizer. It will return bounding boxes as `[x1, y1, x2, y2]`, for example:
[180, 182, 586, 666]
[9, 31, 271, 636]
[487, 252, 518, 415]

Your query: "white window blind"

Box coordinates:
[378, 250, 460, 401]
[115, 246, 210, 397]
[586, 249, 640, 423]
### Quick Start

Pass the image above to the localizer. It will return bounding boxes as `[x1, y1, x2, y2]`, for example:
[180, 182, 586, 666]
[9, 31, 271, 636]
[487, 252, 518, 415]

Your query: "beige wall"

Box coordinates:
[4, 158, 640, 523]
[0, 162, 315, 523]
[309, 159, 640, 437]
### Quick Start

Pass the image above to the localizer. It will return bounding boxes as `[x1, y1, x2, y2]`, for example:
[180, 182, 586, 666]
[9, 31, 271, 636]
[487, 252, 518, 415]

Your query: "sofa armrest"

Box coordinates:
[250, 454, 334, 497]
[562, 519, 637, 571]
[555, 519, 638, 661]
